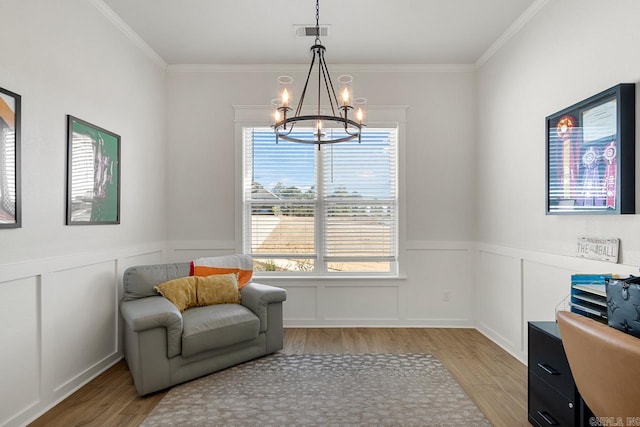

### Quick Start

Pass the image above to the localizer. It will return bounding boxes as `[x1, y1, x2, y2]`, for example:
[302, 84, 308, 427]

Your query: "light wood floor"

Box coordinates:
[29, 328, 528, 427]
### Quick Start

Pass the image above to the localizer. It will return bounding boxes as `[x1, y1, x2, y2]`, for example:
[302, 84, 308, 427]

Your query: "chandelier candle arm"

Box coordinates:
[271, 0, 365, 147]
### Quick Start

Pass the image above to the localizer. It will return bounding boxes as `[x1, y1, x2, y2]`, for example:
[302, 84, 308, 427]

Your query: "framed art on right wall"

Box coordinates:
[546, 83, 636, 215]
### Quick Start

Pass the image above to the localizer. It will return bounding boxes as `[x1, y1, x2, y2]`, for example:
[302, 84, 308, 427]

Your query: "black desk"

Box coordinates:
[528, 321, 597, 426]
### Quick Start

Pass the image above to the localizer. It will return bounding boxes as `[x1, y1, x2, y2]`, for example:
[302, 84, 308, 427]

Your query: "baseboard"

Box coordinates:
[476, 323, 527, 365]
[12, 355, 123, 427]
[284, 319, 476, 328]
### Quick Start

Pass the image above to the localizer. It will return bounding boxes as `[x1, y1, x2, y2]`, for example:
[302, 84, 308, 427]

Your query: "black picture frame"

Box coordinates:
[66, 115, 120, 225]
[545, 83, 635, 215]
[0, 86, 21, 229]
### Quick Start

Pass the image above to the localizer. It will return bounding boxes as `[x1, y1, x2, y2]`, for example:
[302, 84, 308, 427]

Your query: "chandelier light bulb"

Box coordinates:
[342, 88, 350, 106]
[271, 98, 283, 123]
[338, 75, 353, 108]
[277, 75, 293, 109]
[354, 98, 367, 125]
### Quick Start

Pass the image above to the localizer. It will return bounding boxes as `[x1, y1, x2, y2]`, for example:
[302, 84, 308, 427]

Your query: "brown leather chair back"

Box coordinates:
[556, 311, 640, 419]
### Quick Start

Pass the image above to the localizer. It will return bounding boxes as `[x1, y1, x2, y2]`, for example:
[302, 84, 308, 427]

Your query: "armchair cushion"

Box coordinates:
[181, 304, 260, 358]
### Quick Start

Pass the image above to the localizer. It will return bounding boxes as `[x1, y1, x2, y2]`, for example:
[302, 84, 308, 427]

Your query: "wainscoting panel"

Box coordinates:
[278, 286, 318, 321]
[521, 260, 574, 354]
[0, 243, 166, 427]
[0, 276, 40, 427]
[47, 261, 118, 392]
[475, 243, 639, 364]
[165, 241, 480, 327]
[476, 250, 522, 357]
[324, 286, 399, 321]
[405, 248, 474, 324]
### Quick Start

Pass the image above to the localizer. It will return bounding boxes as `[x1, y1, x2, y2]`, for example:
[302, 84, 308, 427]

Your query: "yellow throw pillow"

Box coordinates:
[154, 276, 198, 312]
[196, 273, 240, 306]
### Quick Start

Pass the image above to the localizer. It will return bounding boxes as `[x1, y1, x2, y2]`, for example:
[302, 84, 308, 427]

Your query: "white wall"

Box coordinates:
[0, 1, 167, 425]
[475, 0, 640, 362]
[165, 67, 478, 327]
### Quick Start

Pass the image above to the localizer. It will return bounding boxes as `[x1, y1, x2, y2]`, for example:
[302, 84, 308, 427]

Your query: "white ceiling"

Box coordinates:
[101, 0, 538, 65]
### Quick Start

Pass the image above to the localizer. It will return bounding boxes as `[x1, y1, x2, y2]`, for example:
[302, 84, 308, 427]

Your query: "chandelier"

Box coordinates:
[271, 0, 366, 148]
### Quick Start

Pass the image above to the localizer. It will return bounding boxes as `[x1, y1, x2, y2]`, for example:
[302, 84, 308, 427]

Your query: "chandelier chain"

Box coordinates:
[315, 0, 321, 44]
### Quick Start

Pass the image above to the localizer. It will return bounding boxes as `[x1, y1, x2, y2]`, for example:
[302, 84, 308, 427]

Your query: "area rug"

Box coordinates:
[141, 353, 491, 426]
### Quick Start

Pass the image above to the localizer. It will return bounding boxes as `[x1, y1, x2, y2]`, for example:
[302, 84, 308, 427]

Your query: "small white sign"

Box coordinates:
[576, 236, 619, 263]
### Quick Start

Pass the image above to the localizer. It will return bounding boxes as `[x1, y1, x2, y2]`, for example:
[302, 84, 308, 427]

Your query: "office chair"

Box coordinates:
[556, 310, 640, 420]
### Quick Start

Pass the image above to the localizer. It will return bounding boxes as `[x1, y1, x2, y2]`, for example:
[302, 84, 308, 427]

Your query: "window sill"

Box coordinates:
[253, 274, 407, 282]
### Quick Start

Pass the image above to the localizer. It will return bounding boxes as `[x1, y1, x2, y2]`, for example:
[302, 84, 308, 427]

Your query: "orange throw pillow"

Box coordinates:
[191, 255, 253, 289]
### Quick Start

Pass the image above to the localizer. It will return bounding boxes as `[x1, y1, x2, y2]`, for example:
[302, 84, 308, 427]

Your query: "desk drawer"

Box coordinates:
[529, 324, 575, 397]
[529, 372, 576, 427]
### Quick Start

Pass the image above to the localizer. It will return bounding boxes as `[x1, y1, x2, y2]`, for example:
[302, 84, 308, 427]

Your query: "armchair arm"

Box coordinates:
[120, 296, 183, 358]
[240, 282, 287, 332]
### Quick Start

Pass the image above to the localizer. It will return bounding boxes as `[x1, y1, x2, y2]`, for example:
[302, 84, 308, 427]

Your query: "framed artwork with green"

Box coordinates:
[0, 85, 21, 229]
[66, 115, 120, 225]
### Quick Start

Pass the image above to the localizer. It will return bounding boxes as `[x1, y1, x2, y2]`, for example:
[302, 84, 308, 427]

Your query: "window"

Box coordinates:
[243, 127, 397, 275]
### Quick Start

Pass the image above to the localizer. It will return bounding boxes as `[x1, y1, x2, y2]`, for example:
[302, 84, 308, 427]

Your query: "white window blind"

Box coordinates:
[243, 127, 397, 274]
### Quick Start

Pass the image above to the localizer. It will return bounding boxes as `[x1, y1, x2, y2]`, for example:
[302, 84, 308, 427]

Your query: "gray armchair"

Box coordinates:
[120, 262, 286, 395]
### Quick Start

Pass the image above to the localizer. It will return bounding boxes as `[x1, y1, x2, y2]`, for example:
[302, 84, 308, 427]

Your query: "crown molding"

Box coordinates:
[90, 0, 549, 74]
[475, 0, 550, 69]
[167, 63, 475, 73]
[89, 0, 167, 69]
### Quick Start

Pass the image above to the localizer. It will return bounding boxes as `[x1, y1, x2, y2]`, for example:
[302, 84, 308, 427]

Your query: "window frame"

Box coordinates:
[233, 104, 407, 278]
[242, 127, 398, 276]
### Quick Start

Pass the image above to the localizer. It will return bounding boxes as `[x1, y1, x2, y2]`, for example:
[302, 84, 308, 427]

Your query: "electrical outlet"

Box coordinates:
[442, 290, 451, 302]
